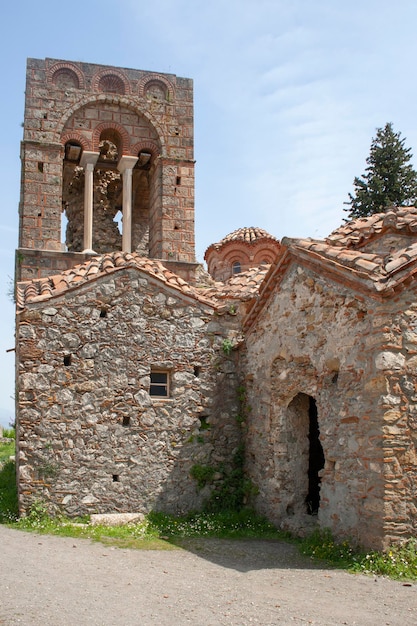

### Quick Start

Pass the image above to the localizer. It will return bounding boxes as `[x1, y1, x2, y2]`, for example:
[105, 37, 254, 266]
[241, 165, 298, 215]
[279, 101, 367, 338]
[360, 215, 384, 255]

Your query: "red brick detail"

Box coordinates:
[92, 121, 131, 155]
[130, 140, 160, 159]
[138, 74, 175, 101]
[54, 96, 166, 153]
[92, 68, 130, 95]
[47, 62, 85, 89]
[60, 131, 91, 152]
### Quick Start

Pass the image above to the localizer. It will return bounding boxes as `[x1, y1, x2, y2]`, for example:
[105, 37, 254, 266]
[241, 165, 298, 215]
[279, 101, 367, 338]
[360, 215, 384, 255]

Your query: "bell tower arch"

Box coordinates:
[17, 58, 196, 282]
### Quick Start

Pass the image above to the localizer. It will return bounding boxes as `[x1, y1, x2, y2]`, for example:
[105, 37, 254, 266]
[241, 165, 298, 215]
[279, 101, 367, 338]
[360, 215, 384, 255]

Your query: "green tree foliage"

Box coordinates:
[345, 123, 417, 219]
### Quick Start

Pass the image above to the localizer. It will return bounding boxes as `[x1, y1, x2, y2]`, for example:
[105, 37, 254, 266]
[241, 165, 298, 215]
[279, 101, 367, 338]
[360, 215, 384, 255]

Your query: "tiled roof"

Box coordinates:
[327, 206, 417, 248]
[205, 227, 279, 258]
[244, 207, 417, 330]
[16, 252, 219, 310]
[203, 266, 270, 302]
[16, 252, 269, 311]
[218, 227, 278, 245]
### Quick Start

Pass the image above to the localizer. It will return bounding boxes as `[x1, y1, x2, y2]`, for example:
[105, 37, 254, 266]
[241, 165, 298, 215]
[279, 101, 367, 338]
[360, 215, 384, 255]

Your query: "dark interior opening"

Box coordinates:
[306, 397, 325, 515]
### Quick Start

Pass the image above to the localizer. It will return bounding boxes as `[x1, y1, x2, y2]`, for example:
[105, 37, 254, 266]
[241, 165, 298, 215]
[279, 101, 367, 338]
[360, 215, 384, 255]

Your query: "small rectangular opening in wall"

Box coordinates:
[194, 366, 200, 377]
[199, 415, 210, 431]
[150, 371, 169, 397]
[37, 162, 44, 173]
[122, 416, 130, 427]
[112, 474, 119, 482]
[176, 176, 181, 185]
[63, 354, 72, 366]
[100, 308, 107, 318]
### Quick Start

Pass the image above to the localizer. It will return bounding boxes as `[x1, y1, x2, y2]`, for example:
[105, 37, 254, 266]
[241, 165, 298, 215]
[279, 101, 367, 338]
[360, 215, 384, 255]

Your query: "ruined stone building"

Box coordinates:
[15, 58, 417, 550]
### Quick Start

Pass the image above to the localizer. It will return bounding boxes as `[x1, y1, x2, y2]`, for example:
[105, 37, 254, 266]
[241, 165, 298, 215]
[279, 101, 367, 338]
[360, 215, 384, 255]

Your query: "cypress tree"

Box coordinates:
[345, 123, 417, 219]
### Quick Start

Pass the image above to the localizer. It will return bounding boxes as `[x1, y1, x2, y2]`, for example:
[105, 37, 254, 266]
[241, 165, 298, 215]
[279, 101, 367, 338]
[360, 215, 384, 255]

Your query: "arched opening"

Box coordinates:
[131, 151, 153, 256]
[285, 393, 324, 518]
[232, 261, 241, 275]
[306, 396, 325, 515]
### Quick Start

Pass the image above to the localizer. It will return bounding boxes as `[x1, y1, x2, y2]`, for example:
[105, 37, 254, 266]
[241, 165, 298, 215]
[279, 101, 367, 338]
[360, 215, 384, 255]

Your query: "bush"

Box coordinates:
[0, 460, 18, 522]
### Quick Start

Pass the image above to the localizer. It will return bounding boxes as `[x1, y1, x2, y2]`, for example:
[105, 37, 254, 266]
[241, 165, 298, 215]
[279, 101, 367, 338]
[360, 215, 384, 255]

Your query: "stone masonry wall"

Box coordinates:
[370, 291, 417, 545]
[241, 264, 389, 549]
[16, 270, 241, 517]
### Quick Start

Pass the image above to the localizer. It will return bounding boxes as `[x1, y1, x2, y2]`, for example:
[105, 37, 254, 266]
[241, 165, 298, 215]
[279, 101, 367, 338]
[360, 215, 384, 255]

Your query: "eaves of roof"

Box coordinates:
[16, 252, 219, 312]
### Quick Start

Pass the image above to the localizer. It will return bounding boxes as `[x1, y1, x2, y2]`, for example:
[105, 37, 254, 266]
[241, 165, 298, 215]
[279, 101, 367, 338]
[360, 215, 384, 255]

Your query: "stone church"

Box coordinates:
[15, 58, 417, 550]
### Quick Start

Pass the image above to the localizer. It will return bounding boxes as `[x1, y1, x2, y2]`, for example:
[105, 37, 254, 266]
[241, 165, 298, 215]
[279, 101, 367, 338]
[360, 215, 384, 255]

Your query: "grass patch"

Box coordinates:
[1, 427, 15, 439]
[0, 460, 18, 523]
[10, 507, 286, 550]
[299, 528, 417, 581]
[0, 440, 15, 464]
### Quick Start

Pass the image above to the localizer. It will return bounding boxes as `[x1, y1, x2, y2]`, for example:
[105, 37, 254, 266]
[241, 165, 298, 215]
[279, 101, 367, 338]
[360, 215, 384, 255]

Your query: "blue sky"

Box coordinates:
[1, 0, 417, 425]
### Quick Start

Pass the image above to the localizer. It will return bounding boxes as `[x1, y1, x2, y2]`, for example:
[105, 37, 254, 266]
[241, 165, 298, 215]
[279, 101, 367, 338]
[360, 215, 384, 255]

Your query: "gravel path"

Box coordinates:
[0, 525, 416, 625]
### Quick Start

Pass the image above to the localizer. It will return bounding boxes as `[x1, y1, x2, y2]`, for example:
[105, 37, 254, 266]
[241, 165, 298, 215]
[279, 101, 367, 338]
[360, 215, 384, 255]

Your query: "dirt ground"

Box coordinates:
[0, 525, 416, 625]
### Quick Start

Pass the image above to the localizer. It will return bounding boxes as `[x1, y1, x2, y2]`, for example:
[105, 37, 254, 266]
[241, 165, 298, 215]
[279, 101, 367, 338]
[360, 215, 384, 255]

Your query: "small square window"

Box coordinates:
[150, 371, 169, 397]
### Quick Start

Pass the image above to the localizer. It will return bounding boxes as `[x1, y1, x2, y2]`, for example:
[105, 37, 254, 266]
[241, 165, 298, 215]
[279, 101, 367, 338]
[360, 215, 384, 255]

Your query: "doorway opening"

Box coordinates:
[305, 397, 324, 515]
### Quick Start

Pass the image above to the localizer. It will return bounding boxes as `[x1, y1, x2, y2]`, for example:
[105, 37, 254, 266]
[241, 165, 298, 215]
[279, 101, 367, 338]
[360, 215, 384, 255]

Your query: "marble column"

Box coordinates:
[79, 151, 99, 253]
[118, 156, 138, 253]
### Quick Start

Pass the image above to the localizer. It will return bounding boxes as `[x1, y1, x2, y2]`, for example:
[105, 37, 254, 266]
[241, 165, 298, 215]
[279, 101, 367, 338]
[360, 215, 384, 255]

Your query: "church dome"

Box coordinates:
[205, 226, 280, 282]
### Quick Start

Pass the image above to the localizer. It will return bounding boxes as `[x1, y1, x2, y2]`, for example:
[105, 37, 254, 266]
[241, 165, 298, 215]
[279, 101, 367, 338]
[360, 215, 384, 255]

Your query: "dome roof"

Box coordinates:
[217, 226, 278, 246]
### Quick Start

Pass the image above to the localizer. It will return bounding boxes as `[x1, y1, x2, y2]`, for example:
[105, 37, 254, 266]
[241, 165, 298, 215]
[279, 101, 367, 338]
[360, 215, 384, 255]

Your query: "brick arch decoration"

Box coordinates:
[222, 247, 251, 265]
[47, 62, 85, 90]
[253, 245, 280, 265]
[131, 140, 161, 160]
[60, 131, 91, 152]
[138, 74, 175, 102]
[92, 68, 130, 95]
[53, 95, 167, 155]
[92, 121, 131, 155]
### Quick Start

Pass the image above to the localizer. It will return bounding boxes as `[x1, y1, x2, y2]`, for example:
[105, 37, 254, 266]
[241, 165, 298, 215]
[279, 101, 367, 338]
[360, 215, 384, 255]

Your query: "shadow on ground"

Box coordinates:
[165, 536, 327, 573]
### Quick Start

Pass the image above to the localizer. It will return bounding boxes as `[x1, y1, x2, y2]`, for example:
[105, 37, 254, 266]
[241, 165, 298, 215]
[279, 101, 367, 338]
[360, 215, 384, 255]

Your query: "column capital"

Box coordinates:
[118, 155, 138, 173]
[80, 151, 100, 168]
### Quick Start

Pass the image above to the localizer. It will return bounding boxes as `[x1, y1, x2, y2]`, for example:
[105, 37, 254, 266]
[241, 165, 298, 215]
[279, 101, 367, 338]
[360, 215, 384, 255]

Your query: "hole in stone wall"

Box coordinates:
[174, 224, 179, 230]
[176, 176, 181, 185]
[199, 415, 210, 430]
[194, 366, 200, 377]
[38, 162, 44, 173]
[122, 416, 130, 427]
[332, 371, 339, 384]
[306, 397, 325, 516]
[100, 308, 107, 318]
[43, 113, 48, 120]
[112, 474, 119, 482]
[63, 354, 72, 366]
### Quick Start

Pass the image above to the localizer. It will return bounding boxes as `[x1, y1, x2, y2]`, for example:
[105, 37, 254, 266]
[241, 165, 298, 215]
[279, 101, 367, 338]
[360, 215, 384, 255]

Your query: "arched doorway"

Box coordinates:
[286, 393, 324, 517]
[305, 396, 325, 515]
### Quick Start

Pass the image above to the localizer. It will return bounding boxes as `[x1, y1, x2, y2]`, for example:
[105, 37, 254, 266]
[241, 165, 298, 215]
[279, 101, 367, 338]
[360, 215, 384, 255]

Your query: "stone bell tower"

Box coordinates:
[17, 58, 197, 282]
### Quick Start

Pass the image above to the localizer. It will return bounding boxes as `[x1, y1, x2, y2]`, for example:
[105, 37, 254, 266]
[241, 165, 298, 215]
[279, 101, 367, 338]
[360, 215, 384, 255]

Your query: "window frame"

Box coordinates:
[149, 370, 170, 398]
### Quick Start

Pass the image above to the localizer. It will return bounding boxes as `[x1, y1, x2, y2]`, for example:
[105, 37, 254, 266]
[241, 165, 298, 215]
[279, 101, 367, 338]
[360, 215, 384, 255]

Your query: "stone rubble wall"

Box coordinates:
[16, 269, 241, 517]
[241, 264, 417, 549]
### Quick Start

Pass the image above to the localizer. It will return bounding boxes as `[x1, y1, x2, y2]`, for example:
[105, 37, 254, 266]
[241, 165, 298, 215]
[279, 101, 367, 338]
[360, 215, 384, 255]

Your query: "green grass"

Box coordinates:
[0, 440, 15, 464]
[2, 427, 15, 439]
[12, 507, 285, 550]
[299, 528, 417, 581]
[0, 460, 18, 523]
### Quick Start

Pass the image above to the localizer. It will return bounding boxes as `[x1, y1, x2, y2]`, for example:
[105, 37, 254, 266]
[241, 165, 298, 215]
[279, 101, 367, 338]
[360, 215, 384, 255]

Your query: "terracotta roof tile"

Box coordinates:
[16, 252, 219, 310]
[327, 206, 417, 248]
